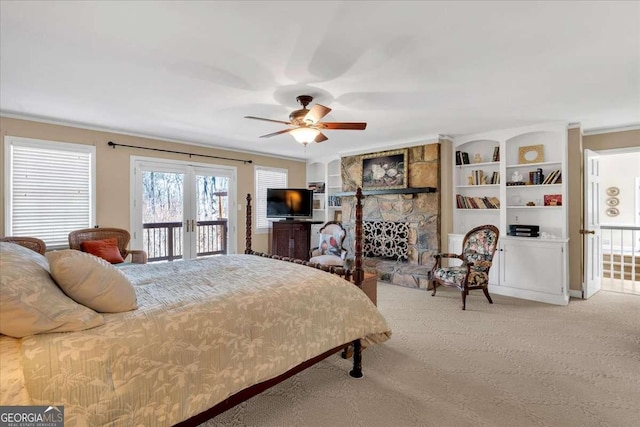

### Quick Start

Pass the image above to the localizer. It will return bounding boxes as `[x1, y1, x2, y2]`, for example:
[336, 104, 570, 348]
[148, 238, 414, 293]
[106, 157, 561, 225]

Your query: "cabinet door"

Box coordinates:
[501, 239, 564, 295]
[272, 223, 293, 257]
[292, 223, 310, 260]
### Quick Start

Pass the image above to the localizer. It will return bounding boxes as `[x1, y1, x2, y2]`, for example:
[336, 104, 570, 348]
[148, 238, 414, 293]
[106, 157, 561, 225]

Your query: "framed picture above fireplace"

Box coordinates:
[362, 149, 408, 190]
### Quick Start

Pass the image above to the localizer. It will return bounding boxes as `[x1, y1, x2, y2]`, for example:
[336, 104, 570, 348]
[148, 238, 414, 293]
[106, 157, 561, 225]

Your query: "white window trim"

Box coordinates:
[4, 135, 96, 248]
[254, 165, 288, 234]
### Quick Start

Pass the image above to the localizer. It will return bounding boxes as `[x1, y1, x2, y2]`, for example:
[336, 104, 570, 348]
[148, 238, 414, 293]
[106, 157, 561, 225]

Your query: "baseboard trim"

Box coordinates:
[569, 290, 583, 299]
[489, 286, 569, 306]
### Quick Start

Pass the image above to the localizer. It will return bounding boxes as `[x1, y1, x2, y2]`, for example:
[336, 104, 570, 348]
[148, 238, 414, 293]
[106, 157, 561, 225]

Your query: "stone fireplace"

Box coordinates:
[339, 143, 441, 290]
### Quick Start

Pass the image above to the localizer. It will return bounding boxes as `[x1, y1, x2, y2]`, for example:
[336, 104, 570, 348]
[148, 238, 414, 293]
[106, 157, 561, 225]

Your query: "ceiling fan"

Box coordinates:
[244, 95, 367, 145]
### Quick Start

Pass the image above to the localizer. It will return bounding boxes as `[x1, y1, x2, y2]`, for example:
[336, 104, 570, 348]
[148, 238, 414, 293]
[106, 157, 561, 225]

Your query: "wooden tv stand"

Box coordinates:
[271, 220, 320, 260]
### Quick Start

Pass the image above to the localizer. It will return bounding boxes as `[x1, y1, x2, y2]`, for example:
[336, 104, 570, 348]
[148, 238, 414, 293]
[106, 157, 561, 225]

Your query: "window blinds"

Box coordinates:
[254, 166, 287, 230]
[8, 138, 95, 248]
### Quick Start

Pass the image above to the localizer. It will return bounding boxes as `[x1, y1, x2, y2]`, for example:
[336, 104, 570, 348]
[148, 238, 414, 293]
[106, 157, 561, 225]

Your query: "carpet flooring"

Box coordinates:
[205, 283, 640, 427]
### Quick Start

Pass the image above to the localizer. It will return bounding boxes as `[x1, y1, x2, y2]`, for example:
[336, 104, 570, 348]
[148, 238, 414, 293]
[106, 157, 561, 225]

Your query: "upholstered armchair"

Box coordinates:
[431, 225, 499, 310]
[309, 221, 347, 267]
[69, 227, 148, 264]
[0, 236, 47, 254]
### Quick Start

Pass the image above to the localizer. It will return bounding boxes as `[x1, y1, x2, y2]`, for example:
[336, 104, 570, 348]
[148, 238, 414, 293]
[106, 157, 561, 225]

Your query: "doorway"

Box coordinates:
[131, 157, 237, 261]
[588, 147, 640, 296]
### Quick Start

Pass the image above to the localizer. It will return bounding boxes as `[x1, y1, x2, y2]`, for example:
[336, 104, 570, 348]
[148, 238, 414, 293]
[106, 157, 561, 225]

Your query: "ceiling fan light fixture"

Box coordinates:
[290, 127, 320, 145]
[245, 95, 366, 144]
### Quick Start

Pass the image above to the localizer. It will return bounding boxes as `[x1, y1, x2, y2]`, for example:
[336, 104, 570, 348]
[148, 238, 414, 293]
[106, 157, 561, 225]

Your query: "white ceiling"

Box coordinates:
[1, 1, 639, 161]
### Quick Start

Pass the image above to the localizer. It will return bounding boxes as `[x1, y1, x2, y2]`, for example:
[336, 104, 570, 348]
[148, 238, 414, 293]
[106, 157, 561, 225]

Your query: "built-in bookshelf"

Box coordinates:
[307, 158, 342, 223]
[454, 140, 501, 233]
[452, 122, 569, 306]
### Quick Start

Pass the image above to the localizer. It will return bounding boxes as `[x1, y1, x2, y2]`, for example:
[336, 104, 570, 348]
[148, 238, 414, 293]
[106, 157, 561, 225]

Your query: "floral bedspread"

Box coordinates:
[11, 255, 391, 426]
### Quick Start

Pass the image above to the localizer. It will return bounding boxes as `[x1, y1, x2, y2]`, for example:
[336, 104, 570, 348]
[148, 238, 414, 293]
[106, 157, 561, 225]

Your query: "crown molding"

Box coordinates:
[0, 112, 307, 163]
[582, 123, 640, 136]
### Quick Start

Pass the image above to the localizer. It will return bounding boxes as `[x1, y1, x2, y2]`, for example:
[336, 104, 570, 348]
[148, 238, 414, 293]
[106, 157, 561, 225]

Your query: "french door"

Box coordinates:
[131, 158, 237, 261]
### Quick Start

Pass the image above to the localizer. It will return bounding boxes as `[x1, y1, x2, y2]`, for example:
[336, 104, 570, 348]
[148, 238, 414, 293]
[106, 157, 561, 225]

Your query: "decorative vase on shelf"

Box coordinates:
[473, 153, 482, 163]
[511, 171, 523, 182]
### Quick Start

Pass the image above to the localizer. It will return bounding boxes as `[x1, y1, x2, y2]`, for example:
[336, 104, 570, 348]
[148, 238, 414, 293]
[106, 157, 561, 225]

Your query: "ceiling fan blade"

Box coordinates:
[245, 116, 292, 125]
[314, 132, 328, 143]
[317, 122, 367, 130]
[304, 104, 331, 124]
[259, 129, 294, 138]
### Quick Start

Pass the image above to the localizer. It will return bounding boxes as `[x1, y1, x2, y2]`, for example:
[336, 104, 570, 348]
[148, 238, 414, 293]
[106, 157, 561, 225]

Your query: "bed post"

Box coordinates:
[349, 339, 363, 378]
[349, 187, 364, 378]
[353, 187, 364, 288]
[245, 193, 252, 254]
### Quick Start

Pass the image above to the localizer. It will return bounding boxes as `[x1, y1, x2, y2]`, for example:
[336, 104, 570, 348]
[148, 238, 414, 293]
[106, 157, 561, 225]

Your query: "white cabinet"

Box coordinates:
[499, 239, 568, 305]
[448, 233, 568, 305]
[451, 122, 569, 306]
[307, 158, 342, 223]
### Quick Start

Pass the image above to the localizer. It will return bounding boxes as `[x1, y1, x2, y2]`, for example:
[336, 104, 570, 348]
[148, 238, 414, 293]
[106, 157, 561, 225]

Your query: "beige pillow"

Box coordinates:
[0, 242, 104, 338]
[47, 250, 137, 313]
[47, 250, 138, 313]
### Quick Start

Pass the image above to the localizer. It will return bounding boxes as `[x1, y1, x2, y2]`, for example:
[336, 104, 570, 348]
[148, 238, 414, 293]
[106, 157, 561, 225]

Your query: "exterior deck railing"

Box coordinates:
[143, 220, 227, 262]
[601, 225, 639, 294]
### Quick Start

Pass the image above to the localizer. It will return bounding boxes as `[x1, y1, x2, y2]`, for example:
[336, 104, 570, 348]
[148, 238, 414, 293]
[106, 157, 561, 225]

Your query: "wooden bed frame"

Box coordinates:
[175, 188, 365, 426]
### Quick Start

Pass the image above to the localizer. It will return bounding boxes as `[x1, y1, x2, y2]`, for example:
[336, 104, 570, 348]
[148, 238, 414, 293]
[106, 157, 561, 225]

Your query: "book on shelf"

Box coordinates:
[456, 194, 500, 209]
[492, 146, 500, 162]
[469, 170, 500, 185]
[462, 152, 470, 165]
[455, 150, 471, 165]
[490, 171, 500, 184]
[529, 168, 544, 185]
[542, 169, 561, 185]
[471, 170, 485, 185]
[544, 194, 562, 206]
[327, 195, 342, 207]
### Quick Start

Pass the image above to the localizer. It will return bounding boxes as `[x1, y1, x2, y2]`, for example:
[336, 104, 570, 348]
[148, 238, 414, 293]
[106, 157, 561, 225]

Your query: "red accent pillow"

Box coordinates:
[80, 238, 125, 264]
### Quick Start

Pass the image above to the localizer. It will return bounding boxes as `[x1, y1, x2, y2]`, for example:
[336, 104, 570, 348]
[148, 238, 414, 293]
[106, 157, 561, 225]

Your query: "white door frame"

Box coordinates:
[130, 156, 238, 257]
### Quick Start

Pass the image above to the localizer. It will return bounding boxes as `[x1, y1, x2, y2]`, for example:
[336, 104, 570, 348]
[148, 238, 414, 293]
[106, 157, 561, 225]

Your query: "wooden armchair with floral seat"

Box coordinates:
[0, 236, 47, 255]
[431, 224, 500, 310]
[309, 221, 348, 267]
[68, 227, 148, 264]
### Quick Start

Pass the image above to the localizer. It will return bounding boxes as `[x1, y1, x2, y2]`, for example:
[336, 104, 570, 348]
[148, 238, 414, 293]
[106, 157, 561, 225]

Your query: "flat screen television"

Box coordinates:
[266, 188, 314, 220]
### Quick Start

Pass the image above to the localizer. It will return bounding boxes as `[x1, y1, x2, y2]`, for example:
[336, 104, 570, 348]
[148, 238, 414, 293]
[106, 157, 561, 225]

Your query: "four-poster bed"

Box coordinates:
[0, 188, 389, 426]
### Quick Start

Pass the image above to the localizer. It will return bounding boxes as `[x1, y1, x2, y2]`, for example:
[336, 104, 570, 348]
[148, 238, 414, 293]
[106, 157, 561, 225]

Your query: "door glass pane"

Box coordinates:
[196, 174, 229, 257]
[142, 171, 184, 261]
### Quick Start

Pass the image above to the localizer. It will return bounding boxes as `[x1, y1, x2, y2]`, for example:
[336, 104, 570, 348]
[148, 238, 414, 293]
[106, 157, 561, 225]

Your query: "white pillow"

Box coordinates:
[0, 242, 104, 338]
[309, 254, 344, 266]
[47, 250, 138, 313]
[318, 233, 344, 257]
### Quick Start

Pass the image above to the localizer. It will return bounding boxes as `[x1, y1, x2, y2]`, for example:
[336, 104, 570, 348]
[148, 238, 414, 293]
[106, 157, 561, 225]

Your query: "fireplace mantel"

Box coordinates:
[335, 187, 437, 197]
